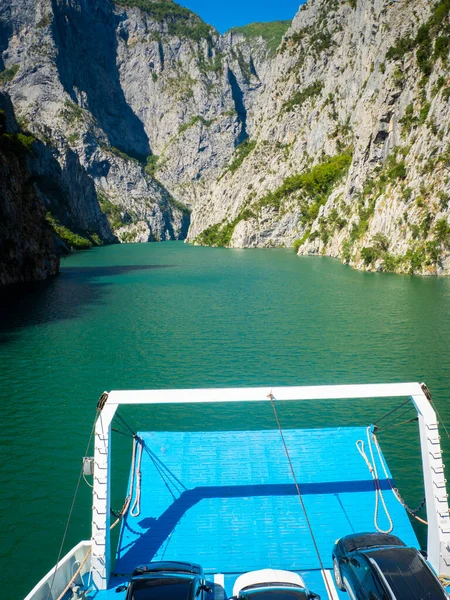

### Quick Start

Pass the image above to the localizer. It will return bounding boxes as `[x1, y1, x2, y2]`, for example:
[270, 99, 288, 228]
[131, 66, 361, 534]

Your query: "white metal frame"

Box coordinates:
[90, 382, 450, 590]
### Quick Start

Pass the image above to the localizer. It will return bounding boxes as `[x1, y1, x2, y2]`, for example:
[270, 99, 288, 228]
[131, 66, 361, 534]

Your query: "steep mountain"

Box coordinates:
[0, 0, 275, 256]
[189, 0, 450, 276]
[1, 0, 450, 282]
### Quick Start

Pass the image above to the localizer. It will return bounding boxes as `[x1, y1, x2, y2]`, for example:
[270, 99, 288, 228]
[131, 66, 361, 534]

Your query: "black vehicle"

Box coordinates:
[332, 532, 450, 600]
[116, 561, 211, 600]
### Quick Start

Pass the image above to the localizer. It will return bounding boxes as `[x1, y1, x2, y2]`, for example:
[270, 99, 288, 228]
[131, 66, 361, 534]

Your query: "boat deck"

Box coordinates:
[87, 426, 419, 600]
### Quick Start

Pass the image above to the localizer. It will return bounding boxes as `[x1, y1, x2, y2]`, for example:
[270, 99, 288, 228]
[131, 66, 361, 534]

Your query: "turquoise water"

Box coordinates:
[1, 242, 450, 599]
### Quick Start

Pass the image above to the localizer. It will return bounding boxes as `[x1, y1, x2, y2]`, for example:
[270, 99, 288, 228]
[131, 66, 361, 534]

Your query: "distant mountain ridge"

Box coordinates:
[1, 0, 450, 283]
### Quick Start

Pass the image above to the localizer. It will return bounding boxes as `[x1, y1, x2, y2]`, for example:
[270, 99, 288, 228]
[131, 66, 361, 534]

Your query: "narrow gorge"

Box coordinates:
[1, 0, 450, 284]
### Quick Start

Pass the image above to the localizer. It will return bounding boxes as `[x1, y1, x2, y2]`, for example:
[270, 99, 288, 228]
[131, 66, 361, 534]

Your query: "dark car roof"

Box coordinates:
[369, 547, 447, 599]
[132, 562, 202, 576]
[342, 532, 406, 553]
[130, 576, 193, 600]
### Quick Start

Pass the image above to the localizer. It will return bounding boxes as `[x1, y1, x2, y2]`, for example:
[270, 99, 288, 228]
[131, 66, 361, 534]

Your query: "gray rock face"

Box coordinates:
[0, 0, 200, 249]
[0, 92, 59, 285]
[0, 0, 275, 255]
[188, 0, 450, 275]
[2, 0, 450, 278]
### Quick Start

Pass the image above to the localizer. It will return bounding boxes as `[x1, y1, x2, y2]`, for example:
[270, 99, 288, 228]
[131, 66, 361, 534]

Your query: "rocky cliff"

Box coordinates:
[0, 92, 59, 284]
[0, 0, 280, 284]
[188, 0, 450, 276]
[1, 0, 450, 280]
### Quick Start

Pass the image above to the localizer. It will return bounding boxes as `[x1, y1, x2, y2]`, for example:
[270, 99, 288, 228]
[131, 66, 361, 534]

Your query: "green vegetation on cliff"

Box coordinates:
[386, 0, 450, 80]
[60, 100, 84, 125]
[178, 115, 214, 135]
[357, 235, 448, 275]
[169, 197, 192, 215]
[226, 139, 257, 174]
[98, 194, 126, 231]
[195, 208, 256, 247]
[145, 154, 160, 177]
[281, 0, 335, 58]
[198, 153, 353, 249]
[228, 21, 291, 55]
[0, 64, 19, 84]
[293, 230, 311, 251]
[45, 213, 96, 250]
[114, 0, 214, 40]
[258, 152, 353, 212]
[281, 81, 324, 114]
[0, 111, 36, 156]
[0, 132, 35, 156]
[339, 147, 450, 274]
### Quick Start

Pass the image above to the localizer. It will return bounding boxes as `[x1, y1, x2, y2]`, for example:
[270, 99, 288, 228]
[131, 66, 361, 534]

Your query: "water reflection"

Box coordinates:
[61, 264, 172, 277]
[0, 264, 172, 342]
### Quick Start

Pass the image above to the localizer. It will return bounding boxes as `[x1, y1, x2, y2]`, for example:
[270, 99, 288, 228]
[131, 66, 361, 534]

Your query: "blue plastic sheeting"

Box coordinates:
[91, 426, 419, 599]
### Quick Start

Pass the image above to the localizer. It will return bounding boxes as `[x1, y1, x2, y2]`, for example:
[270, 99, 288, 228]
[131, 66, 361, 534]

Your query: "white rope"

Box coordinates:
[356, 426, 393, 534]
[130, 437, 143, 517]
[110, 435, 141, 529]
[82, 472, 93, 489]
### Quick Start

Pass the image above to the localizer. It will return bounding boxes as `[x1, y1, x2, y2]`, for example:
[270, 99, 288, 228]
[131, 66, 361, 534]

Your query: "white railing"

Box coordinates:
[24, 540, 92, 600]
[90, 382, 450, 590]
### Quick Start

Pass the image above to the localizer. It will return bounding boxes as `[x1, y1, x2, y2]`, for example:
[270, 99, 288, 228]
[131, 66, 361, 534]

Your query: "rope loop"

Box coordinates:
[356, 440, 373, 473]
[110, 435, 143, 529]
[357, 427, 427, 529]
[130, 435, 143, 517]
[356, 427, 393, 534]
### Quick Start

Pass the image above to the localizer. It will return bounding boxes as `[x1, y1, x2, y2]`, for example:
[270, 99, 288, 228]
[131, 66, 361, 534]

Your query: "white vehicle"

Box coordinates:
[232, 569, 320, 600]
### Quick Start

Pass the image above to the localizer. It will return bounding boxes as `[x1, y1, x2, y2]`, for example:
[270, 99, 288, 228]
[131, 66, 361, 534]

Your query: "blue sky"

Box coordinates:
[177, 0, 306, 34]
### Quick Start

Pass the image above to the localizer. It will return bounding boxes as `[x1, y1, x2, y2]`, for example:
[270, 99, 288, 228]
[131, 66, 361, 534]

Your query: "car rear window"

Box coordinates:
[369, 547, 447, 599]
[343, 533, 405, 553]
[245, 590, 308, 600]
[130, 577, 192, 600]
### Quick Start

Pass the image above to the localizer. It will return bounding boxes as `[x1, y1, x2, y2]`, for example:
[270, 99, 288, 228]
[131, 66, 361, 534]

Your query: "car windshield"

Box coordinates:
[369, 548, 447, 599]
[244, 590, 308, 600]
[129, 577, 192, 600]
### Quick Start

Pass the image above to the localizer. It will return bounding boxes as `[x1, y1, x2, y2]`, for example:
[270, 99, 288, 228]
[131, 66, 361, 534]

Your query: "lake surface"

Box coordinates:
[1, 242, 450, 600]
